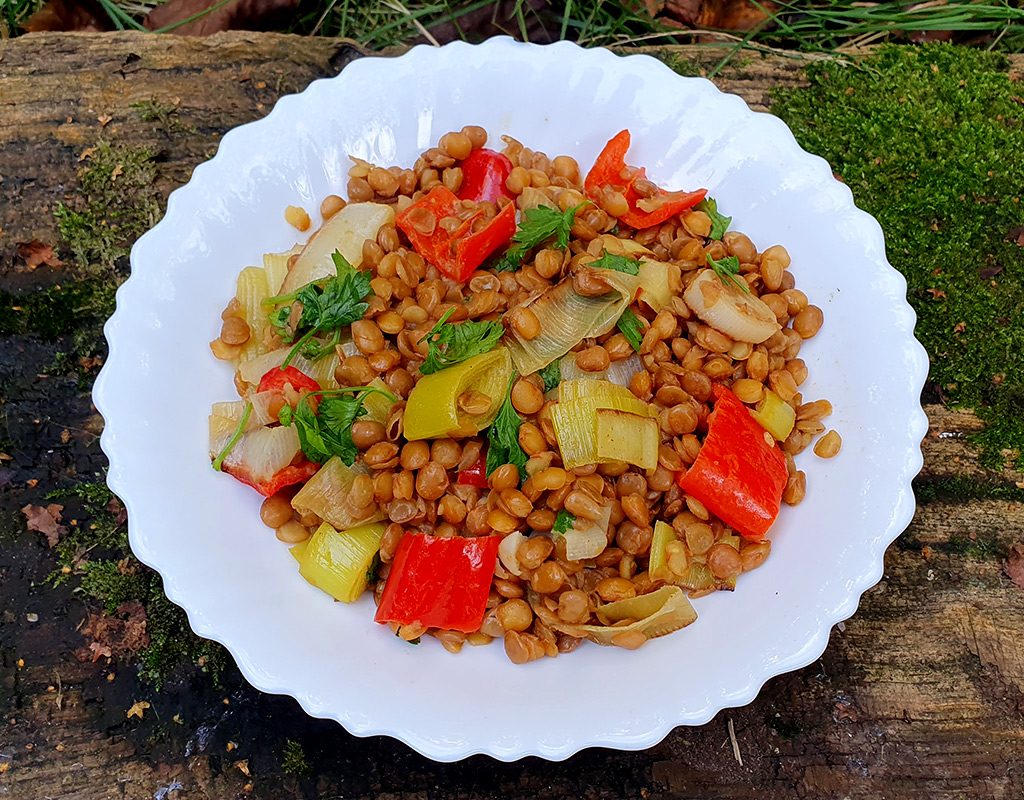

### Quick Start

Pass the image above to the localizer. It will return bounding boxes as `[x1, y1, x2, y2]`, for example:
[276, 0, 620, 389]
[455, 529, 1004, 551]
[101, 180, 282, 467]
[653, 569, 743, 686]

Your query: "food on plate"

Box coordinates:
[208, 127, 836, 663]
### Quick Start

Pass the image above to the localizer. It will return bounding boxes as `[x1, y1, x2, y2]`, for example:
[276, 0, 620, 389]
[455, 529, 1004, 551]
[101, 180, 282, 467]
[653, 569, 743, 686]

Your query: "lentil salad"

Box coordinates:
[208, 126, 839, 663]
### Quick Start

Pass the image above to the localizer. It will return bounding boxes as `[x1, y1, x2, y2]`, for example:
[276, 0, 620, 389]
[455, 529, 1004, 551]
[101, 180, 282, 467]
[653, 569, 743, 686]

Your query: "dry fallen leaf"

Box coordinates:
[75, 601, 150, 663]
[143, 0, 298, 36]
[1006, 225, 1024, 247]
[126, 700, 150, 720]
[22, 0, 109, 31]
[106, 496, 128, 526]
[234, 760, 251, 777]
[22, 503, 68, 547]
[17, 240, 63, 269]
[653, 0, 775, 32]
[1004, 543, 1024, 590]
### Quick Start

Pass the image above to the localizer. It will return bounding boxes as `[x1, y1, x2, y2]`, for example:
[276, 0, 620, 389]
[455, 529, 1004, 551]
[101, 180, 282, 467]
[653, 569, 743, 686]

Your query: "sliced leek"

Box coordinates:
[280, 202, 395, 295]
[291, 521, 386, 603]
[683, 268, 779, 344]
[558, 352, 643, 388]
[362, 377, 396, 426]
[549, 585, 697, 645]
[290, 456, 385, 530]
[263, 246, 301, 296]
[560, 503, 612, 561]
[403, 348, 512, 440]
[751, 388, 796, 441]
[550, 379, 656, 469]
[636, 260, 675, 313]
[208, 417, 302, 483]
[594, 408, 659, 471]
[504, 269, 641, 375]
[648, 521, 676, 576]
[237, 347, 340, 391]
[235, 266, 270, 363]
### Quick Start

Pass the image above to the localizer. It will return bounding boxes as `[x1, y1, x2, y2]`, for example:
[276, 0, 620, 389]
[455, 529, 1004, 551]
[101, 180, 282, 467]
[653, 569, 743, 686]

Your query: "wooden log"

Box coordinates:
[1, 31, 1022, 800]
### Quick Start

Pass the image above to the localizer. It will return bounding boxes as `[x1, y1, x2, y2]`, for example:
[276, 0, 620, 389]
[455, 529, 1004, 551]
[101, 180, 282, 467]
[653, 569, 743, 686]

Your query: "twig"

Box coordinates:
[727, 717, 743, 766]
[383, 0, 441, 46]
[310, 0, 341, 36]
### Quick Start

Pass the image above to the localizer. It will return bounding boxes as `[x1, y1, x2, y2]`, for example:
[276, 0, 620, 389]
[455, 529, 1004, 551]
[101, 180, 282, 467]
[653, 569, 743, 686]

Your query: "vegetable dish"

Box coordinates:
[208, 127, 839, 662]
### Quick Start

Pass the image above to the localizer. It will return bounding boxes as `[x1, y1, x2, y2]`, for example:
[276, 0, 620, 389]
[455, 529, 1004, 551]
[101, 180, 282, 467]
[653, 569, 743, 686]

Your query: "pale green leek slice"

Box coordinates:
[291, 520, 386, 603]
[403, 347, 512, 440]
[290, 456, 384, 531]
[503, 269, 641, 375]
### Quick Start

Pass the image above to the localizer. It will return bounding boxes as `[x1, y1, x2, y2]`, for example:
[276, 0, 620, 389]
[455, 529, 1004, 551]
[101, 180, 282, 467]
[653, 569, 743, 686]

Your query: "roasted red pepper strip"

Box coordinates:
[222, 460, 320, 498]
[396, 186, 516, 282]
[374, 533, 501, 633]
[456, 452, 490, 488]
[457, 148, 514, 204]
[584, 129, 707, 229]
[676, 384, 787, 540]
[258, 365, 321, 394]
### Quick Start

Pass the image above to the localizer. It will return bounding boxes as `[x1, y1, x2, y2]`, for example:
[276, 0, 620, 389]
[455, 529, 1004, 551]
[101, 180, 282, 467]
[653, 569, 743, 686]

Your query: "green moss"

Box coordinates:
[41, 481, 228, 688]
[772, 44, 1024, 467]
[0, 280, 116, 340]
[55, 141, 162, 268]
[282, 739, 310, 775]
[129, 98, 194, 134]
[947, 532, 1003, 560]
[913, 476, 1024, 504]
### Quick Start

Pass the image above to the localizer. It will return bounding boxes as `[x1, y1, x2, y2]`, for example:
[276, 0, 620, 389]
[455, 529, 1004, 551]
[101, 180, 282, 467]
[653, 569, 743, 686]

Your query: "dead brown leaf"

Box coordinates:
[650, 0, 775, 32]
[17, 240, 63, 269]
[106, 496, 128, 526]
[22, 503, 68, 547]
[979, 264, 1004, 281]
[1005, 543, 1024, 590]
[22, 0, 109, 32]
[126, 700, 150, 720]
[926, 288, 946, 299]
[143, 0, 298, 36]
[1006, 225, 1024, 247]
[75, 601, 150, 663]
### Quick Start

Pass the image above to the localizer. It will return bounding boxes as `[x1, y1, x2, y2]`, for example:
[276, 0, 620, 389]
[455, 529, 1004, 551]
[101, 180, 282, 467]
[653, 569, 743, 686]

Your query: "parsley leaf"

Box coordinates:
[695, 197, 732, 241]
[616, 308, 644, 353]
[552, 510, 576, 535]
[365, 552, 381, 584]
[419, 307, 505, 375]
[706, 253, 750, 294]
[493, 203, 588, 273]
[278, 386, 396, 465]
[538, 360, 562, 393]
[588, 249, 643, 276]
[485, 376, 529, 482]
[265, 251, 374, 368]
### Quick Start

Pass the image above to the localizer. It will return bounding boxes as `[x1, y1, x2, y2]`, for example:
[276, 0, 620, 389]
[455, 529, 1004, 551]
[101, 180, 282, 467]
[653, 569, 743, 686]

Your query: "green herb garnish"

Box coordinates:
[588, 249, 643, 276]
[278, 385, 397, 466]
[552, 509, 576, 535]
[485, 375, 529, 482]
[265, 252, 373, 367]
[616, 308, 644, 353]
[493, 203, 588, 273]
[695, 197, 732, 241]
[538, 360, 562, 393]
[211, 402, 252, 471]
[706, 253, 750, 294]
[419, 307, 505, 375]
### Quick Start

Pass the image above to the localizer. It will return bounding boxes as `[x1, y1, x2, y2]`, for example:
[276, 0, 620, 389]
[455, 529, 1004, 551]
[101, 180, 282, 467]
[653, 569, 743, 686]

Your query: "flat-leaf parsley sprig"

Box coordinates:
[419, 307, 505, 375]
[493, 202, 590, 273]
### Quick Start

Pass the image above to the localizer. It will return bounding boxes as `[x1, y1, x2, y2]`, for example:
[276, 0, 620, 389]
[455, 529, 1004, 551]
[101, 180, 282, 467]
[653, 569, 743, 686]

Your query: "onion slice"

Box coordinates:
[683, 268, 780, 344]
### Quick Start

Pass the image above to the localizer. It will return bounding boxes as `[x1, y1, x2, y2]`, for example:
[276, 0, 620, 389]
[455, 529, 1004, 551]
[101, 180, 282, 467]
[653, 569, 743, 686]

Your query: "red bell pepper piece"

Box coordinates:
[457, 148, 514, 204]
[258, 365, 321, 394]
[456, 452, 490, 488]
[584, 129, 707, 229]
[676, 384, 788, 540]
[222, 459, 320, 498]
[396, 185, 516, 282]
[374, 533, 501, 633]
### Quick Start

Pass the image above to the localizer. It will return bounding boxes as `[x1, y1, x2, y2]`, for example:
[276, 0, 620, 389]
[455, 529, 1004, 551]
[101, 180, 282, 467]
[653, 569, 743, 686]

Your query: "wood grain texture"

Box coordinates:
[1, 32, 1022, 800]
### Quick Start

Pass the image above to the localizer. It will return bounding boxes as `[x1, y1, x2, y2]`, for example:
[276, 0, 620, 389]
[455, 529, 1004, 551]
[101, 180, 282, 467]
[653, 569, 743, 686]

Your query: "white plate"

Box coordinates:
[93, 38, 928, 762]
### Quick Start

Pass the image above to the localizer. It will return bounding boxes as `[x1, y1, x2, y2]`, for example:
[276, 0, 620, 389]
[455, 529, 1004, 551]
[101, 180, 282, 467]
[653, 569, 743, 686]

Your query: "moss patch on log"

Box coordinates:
[772, 44, 1024, 468]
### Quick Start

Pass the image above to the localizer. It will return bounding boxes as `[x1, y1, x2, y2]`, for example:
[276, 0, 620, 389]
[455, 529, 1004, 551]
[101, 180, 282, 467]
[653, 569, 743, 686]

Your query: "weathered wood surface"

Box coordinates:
[2, 32, 1023, 800]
